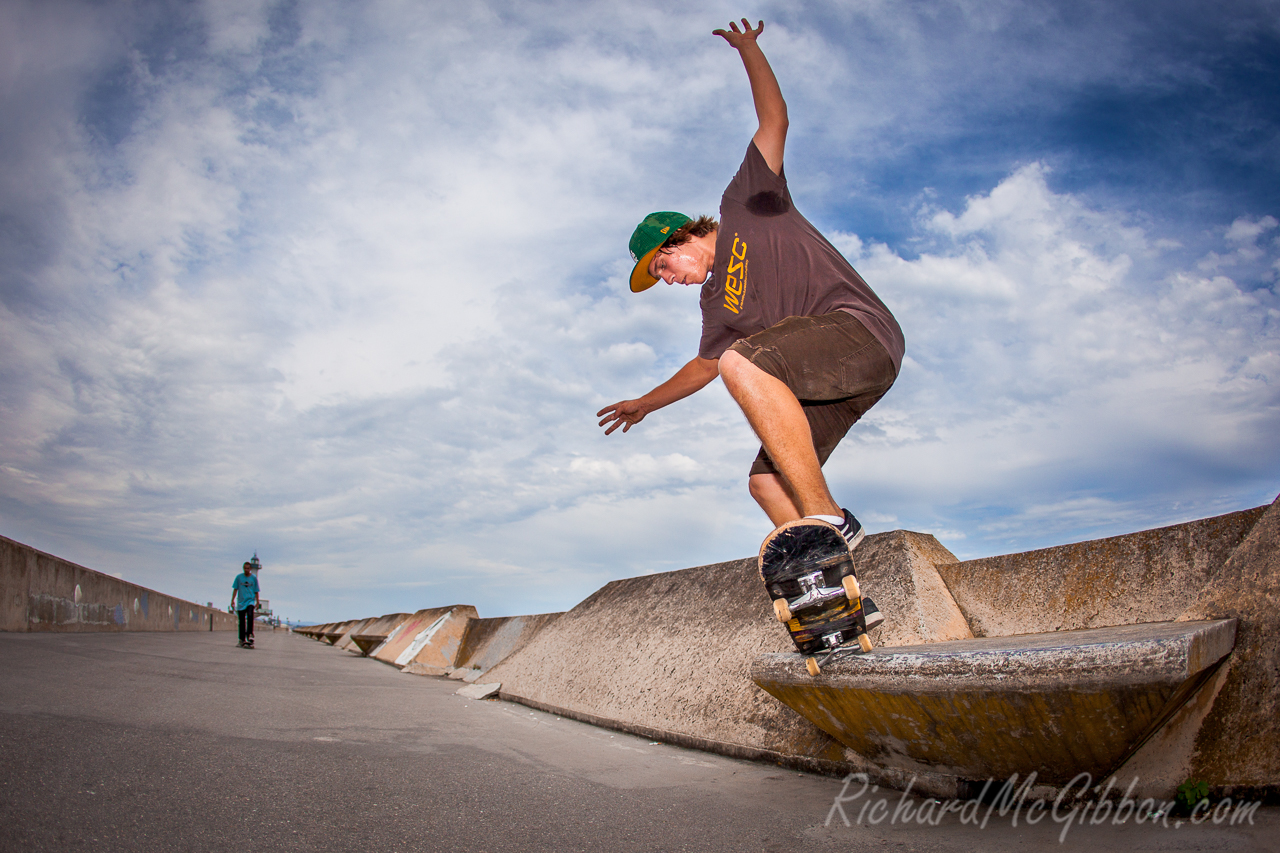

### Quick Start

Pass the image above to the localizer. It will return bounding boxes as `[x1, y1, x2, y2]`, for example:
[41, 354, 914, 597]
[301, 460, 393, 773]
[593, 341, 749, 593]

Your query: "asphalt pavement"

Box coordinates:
[0, 629, 1275, 852]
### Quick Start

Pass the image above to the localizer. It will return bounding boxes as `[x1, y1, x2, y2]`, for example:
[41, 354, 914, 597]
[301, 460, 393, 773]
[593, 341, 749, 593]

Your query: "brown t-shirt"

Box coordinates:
[697, 143, 905, 370]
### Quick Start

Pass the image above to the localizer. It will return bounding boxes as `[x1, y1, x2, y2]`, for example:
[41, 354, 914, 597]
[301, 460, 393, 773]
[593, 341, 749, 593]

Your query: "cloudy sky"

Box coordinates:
[2, 0, 1277, 624]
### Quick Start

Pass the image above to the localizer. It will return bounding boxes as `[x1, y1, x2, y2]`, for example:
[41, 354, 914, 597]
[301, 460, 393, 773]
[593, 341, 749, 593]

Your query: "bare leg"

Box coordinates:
[749, 473, 804, 526]
[720, 350, 841, 519]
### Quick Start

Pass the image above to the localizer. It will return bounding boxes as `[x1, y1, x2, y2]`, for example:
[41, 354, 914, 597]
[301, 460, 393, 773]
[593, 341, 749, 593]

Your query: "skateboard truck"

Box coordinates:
[788, 570, 846, 612]
[805, 624, 873, 676]
[814, 632, 846, 669]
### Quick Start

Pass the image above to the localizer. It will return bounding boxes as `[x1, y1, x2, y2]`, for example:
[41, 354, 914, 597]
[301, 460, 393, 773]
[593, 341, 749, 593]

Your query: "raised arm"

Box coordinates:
[713, 19, 787, 174]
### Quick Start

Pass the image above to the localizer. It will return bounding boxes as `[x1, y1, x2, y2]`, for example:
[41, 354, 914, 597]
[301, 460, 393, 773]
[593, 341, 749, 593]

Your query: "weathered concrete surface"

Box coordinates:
[332, 617, 375, 652]
[752, 620, 1236, 788]
[854, 531, 971, 647]
[926, 499, 1277, 795]
[935, 505, 1267, 637]
[455, 681, 501, 700]
[485, 536, 968, 774]
[366, 606, 451, 664]
[1179, 496, 1280, 794]
[371, 605, 477, 669]
[451, 612, 562, 678]
[396, 606, 478, 673]
[347, 612, 411, 656]
[0, 533, 234, 633]
[321, 622, 354, 645]
[484, 557, 843, 770]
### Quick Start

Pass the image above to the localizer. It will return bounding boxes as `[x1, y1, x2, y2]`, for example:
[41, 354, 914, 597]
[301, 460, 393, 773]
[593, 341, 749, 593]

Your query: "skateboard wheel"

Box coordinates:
[806, 657, 821, 677]
[842, 574, 861, 601]
[858, 633, 873, 653]
[773, 598, 793, 623]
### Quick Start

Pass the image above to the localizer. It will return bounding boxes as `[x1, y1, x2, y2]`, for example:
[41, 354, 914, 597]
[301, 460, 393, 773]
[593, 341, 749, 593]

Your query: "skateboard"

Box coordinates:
[759, 518, 873, 676]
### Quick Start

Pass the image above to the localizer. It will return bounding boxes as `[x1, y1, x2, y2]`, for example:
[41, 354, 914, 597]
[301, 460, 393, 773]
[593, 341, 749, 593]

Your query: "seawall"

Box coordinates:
[0, 534, 236, 633]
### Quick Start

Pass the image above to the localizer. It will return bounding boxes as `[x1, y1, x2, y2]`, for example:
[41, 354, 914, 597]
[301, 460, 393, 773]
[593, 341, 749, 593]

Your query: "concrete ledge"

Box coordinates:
[751, 619, 1237, 785]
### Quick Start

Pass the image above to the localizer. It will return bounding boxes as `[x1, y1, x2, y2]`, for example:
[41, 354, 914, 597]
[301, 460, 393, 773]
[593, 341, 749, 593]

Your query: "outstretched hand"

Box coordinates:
[597, 399, 647, 435]
[713, 18, 764, 49]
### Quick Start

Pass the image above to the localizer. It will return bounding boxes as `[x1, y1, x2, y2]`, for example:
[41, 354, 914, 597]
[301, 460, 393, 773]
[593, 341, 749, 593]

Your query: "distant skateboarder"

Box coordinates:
[597, 19, 904, 622]
[231, 561, 259, 648]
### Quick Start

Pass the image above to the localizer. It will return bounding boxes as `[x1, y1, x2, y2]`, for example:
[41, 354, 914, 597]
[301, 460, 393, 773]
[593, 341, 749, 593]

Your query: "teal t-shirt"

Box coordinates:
[232, 573, 259, 611]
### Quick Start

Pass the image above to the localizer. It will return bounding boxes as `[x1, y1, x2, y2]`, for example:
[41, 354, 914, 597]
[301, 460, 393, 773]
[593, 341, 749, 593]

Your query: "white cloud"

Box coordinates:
[825, 166, 1279, 550]
[201, 0, 272, 55]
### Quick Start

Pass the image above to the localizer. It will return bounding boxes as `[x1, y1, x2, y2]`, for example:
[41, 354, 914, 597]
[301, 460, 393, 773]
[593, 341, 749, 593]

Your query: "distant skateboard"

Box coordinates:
[760, 519, 872, 676]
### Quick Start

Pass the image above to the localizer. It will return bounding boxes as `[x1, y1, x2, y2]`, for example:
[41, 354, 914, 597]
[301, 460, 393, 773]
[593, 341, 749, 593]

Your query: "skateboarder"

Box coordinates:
[231, 561, 259, 648]
[598, 20, 904, 576]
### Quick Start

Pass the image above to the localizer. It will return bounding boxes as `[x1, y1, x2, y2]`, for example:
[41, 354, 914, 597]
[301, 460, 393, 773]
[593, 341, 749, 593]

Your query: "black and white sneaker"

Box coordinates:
[836, 508, 865, 552]
[862, 596, 885, 631]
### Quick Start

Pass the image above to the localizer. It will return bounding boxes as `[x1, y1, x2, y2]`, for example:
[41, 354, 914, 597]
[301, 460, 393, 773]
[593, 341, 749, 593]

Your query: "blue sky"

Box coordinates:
[1, 0, 1277, 623]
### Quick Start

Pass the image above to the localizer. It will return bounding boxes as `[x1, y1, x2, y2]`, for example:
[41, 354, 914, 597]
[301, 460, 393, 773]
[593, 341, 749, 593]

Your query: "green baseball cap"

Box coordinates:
[628, 211, 691, 292]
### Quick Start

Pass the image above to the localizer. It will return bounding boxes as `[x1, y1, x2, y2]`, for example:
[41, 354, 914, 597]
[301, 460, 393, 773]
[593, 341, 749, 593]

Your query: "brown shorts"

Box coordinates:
[726, 312, 898, 477]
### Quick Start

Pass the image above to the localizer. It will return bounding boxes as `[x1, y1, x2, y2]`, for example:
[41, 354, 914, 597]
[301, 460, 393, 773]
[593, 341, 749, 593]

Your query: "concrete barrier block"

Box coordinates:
[369, 607, 450, 663]
[483, 556, 853, 771]
[1176, 495, 1280, 790]
[322, 622, 355, 645]
[345, 613, 411, 656]
[372, 606, 478, 667]
[452, 612, 563, 676]
[854, 531, 972, 647]
[484, 532, 972, 774]
[397, 607, 476, 671]
[935, 505, 1267, 637]
[333, 618, 374, 651]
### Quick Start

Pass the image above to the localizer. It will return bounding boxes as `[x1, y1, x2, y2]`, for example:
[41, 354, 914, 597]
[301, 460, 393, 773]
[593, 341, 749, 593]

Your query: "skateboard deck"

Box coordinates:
[759, 518, 872, 676]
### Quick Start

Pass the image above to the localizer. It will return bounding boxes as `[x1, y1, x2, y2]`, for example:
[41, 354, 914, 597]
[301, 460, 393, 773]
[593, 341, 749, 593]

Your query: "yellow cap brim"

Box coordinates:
[629, 247, 661, 293]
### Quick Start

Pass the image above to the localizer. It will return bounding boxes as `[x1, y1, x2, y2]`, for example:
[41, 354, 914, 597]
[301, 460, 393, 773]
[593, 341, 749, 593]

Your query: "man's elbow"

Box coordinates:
[759, 113, 787, 142]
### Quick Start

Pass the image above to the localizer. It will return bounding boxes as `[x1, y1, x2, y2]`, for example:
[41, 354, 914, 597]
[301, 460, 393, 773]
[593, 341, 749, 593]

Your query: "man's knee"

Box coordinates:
[717, 348, 750, 385]
[749, 472, 804, 525]
[749, 472, 787, 504]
